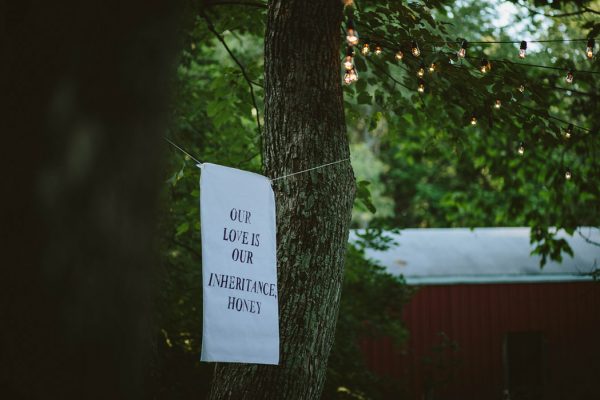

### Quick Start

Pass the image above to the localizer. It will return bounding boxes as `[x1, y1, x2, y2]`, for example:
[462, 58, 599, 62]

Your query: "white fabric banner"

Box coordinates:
[199, 163, 279, 365]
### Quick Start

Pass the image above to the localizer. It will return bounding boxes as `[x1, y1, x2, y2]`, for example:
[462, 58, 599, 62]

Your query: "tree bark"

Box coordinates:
[1, 1, 185, 398]
[208, 0, 355, 399]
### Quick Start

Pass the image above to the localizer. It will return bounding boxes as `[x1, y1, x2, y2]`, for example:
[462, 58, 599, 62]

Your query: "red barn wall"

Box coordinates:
[361, 282, 600, 399]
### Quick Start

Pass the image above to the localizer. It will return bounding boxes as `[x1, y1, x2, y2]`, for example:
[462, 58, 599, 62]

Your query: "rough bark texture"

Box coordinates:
[208, 0, 355, 399]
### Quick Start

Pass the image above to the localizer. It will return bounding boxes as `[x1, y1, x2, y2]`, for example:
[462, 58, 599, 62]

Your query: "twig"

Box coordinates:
[201, 10, 263, 134]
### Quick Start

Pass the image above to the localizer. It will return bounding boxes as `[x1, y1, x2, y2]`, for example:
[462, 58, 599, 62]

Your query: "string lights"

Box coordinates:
[587, 38, 595, 59]
[339, 13, 596, 183]
[343, 46, 354, 70]
[566, 70, 574, 83]
[411, 41, 420, 57]
[361, 43, 370, 55]
[346, 18, 359, 46]
[458, 40, 468, 58]
[564, 124, 573, 139]
[344, 67, 358, 85]
[480, 58, 491, 73]
[519, 41, 527, 59]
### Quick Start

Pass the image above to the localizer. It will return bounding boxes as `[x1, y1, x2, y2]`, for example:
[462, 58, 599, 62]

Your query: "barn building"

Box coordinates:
[358, 227, 600, 400]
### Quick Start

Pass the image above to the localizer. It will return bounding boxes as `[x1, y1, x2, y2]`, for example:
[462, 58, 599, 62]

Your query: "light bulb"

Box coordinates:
[343, 47, 354, 70]
[361, 43, 370, 56]
[374, 45, 382, 55]
[565, 70, 574, 84]
[429, 62, 436, 72]
[565, 169, 572, 180]
[470, 116, 477, 126]
[417, 79, 425, 93]
[346, 19, 359, 46]
[395, 51, 404, 61]
[586, 38, 594, 59]
[411, 41, 420, 57]
[343, 67, 358, 85]
[564, 124, 573, 139]
[494, 99, 501, 109]
[519, 41, 527, 59]
[518, 142, 525, 156]
[518, 84, 525, 93]
[417, 65, 425, 77]
[458, 40, 468, 58]
[480, 58, 491, 73]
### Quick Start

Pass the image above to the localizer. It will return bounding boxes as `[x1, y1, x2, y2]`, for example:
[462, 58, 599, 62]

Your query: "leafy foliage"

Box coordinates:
[154, 0, 599, 397]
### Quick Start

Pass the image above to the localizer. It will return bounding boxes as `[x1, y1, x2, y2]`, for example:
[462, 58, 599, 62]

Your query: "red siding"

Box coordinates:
[361, 282, 600, 399]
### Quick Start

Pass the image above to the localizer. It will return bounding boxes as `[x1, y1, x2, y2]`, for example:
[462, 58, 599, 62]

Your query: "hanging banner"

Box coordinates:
[199, 163, 279, 365]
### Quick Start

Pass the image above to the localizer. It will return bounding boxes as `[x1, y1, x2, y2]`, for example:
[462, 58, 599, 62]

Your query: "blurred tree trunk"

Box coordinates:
[208, 1, 356, 399]
[1, 1, 186, 398]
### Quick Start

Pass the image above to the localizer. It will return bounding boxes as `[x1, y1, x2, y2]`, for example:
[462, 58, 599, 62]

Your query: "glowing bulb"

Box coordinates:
[565, 169, 572, 180]
[458, 40, 468, 58]
[343, 47, 354, 70]
[417, 79, 425, 93]
[518, 84, 525, 93]
[565, 70, 574, 84]
[346, 19, 359, 46]
[480, 58, 491, 73]
[343, 68, 358, 85]
[417, 65, 425, 77]
[470, 116, 477, 126]
[518, 142, 525, 156]
[395, 51, 404, 61]
[374, 45, 382, 55]
[586, 38, 594, 59]
[411, 41, 420, 57]
[564, 124, 573, 139]
[361, 43, 370, 56]
[429, 63, 436, 73]
[494, 99, 501, 109]
[519, 41, 527, 59]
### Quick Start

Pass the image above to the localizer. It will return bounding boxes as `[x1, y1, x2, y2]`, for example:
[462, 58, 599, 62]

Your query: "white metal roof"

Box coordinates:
[352, 227, 600, 285]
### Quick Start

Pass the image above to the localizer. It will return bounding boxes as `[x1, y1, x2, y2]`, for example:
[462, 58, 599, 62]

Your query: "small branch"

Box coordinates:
[201, 10, 262, 134]
[171, 237, 202, 259]
[578, 228, 600, 247]
[512, 0, 592, 18]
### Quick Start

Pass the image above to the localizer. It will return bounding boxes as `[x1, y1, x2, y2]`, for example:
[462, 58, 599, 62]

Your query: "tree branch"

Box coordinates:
[201, 11, 263, 134]
[578, 228, 600, 247]
[512, 0, 595, 18]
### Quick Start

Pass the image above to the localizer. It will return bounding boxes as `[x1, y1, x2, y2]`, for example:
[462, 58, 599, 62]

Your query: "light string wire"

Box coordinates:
[164, 137, 351, 182]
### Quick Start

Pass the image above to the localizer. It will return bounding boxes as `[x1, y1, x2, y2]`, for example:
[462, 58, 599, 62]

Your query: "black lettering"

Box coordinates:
[254, 233, 260, 247]
[247, 251, 253, 264]
[227, 296, 236, 310]
[235, 298, 243, 311]
[241, 231, 248, 245]
[245, 211, 251, 224]
[236, 277, 242, 290]
[256, 301, 261, 314]
[230, 208, 238, 221]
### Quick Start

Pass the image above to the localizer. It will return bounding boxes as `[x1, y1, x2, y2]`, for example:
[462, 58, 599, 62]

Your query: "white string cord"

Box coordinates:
[270, 158, 351, 182]
[164, 137, 202, 165]
[165, 137, 351, 182]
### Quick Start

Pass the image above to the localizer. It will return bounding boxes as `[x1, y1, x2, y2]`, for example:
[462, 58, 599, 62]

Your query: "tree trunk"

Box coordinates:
[208, 1, 355, 399]
[1, 2, 185, 398]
